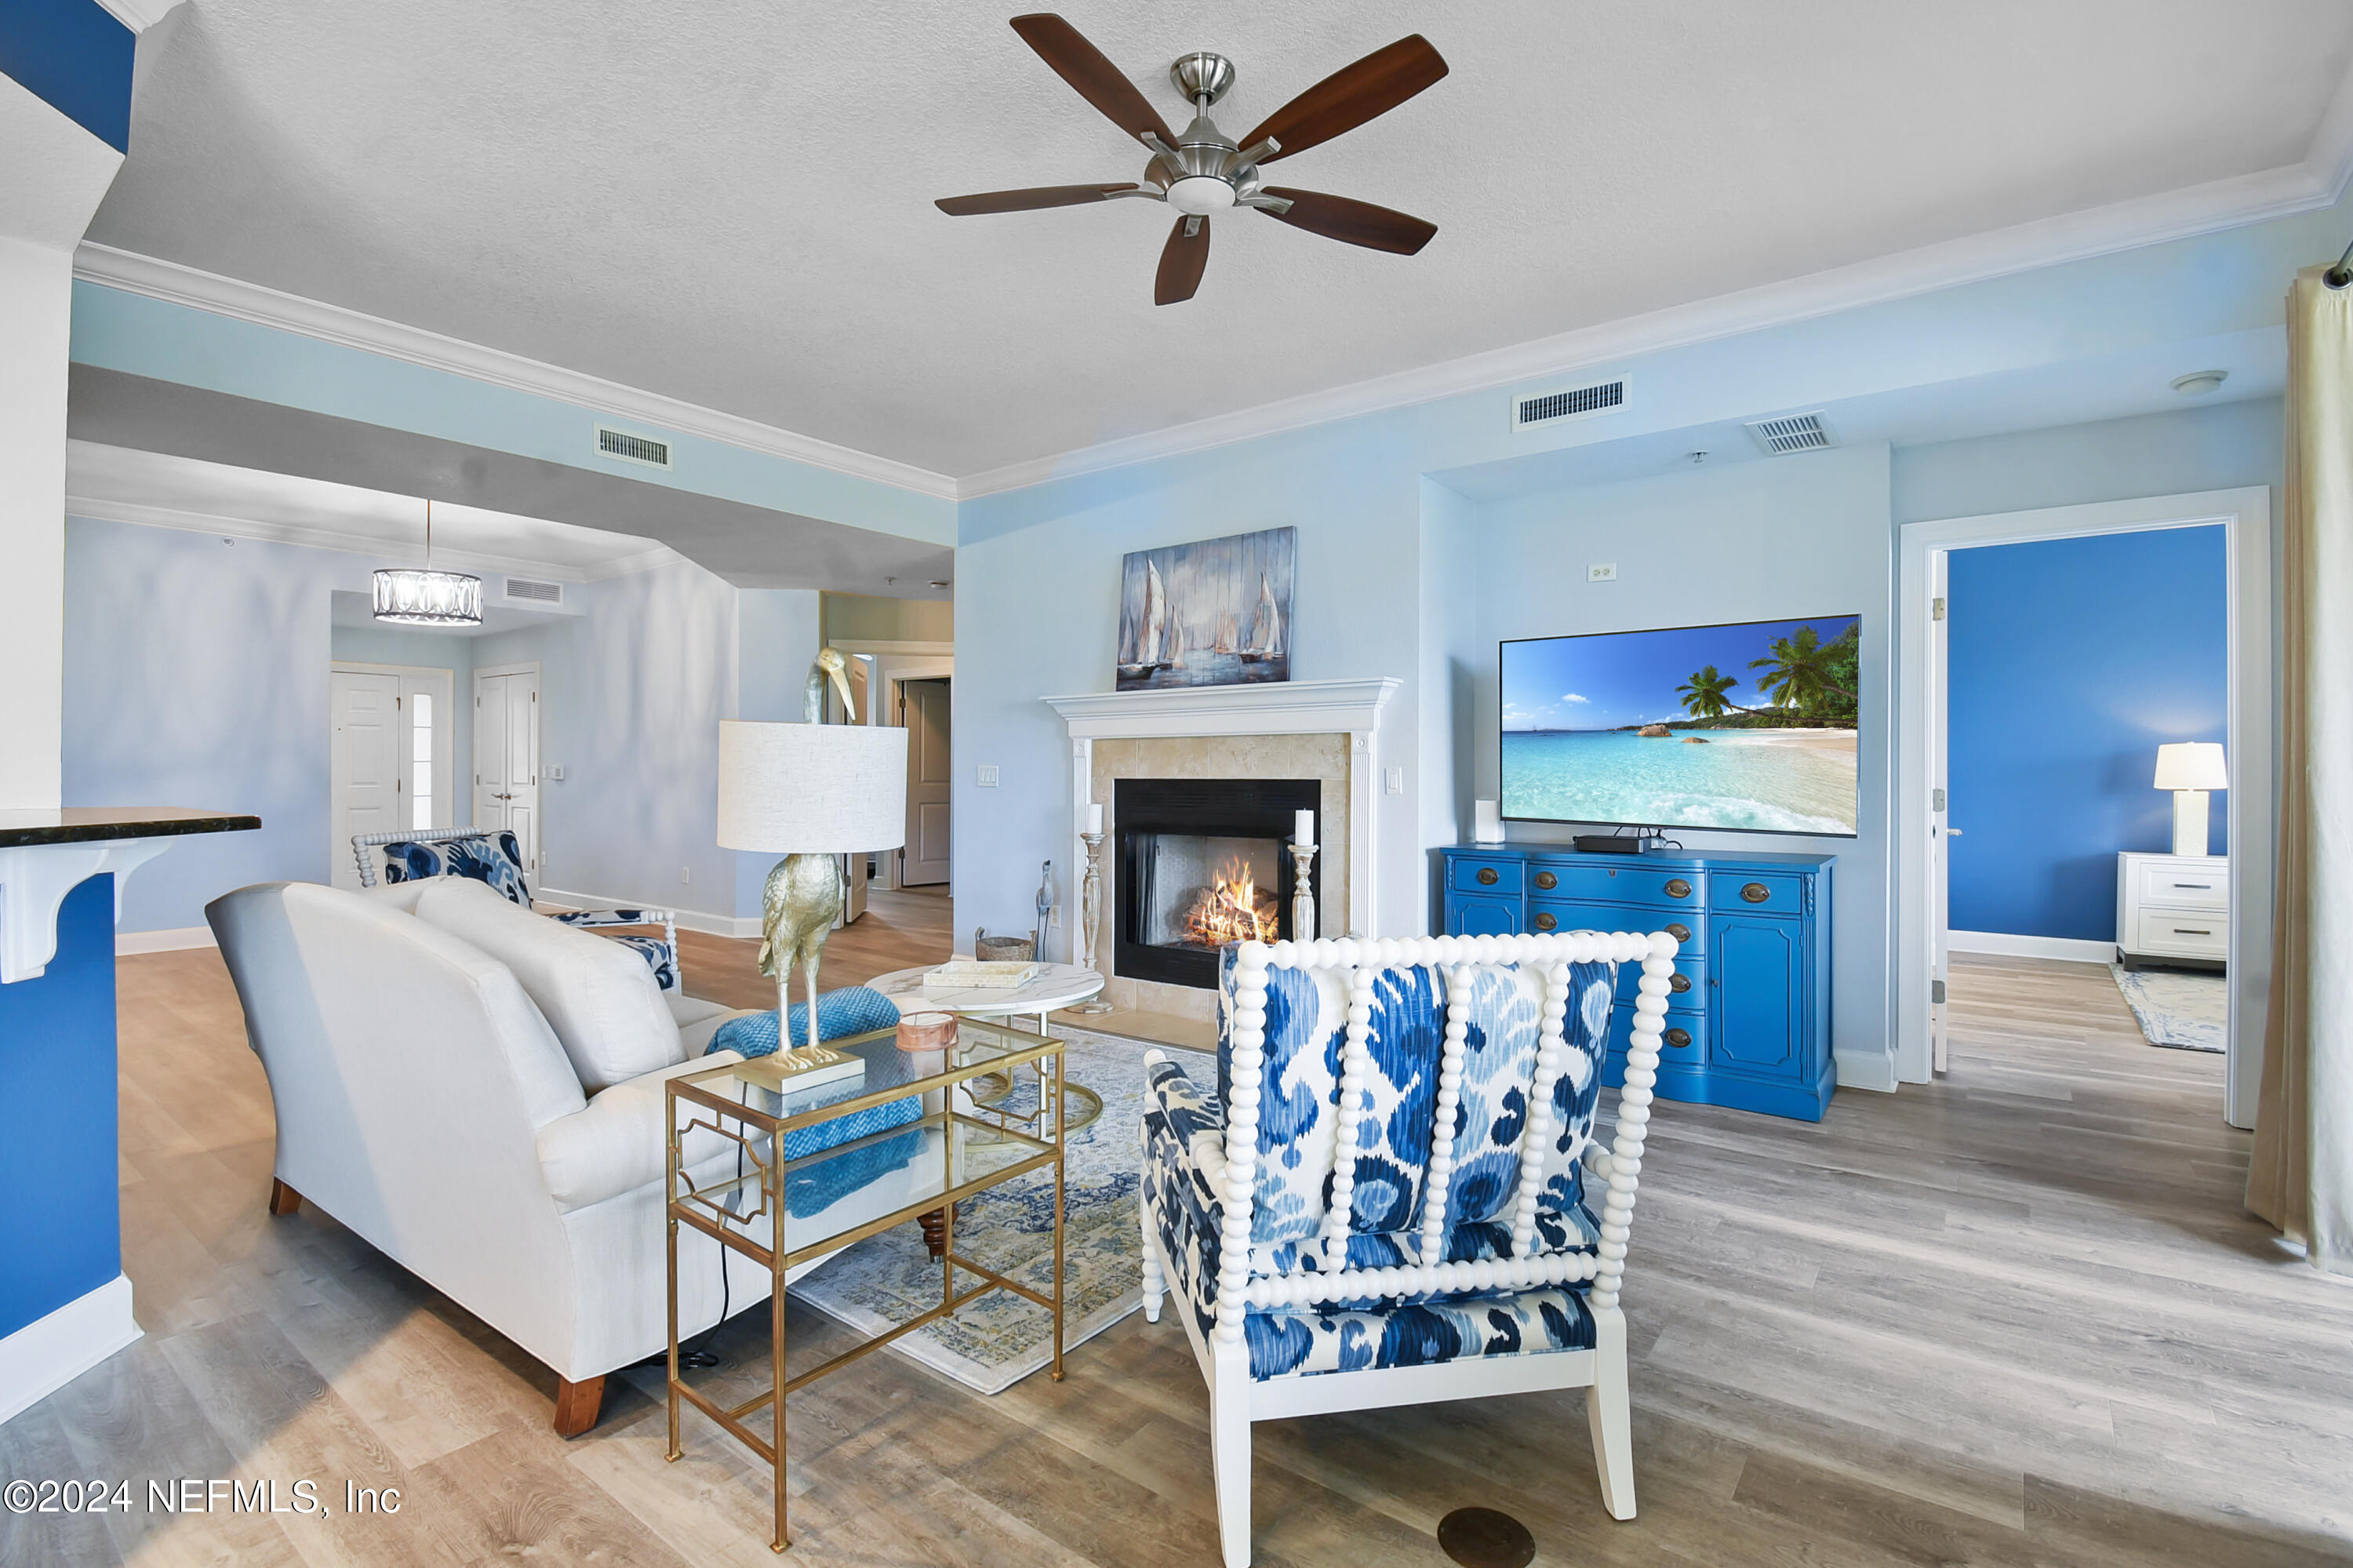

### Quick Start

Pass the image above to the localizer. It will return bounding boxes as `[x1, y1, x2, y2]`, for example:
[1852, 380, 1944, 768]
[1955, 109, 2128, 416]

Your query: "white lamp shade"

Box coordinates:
[2153, 741, 2228, 792]
[718, 720, 907, 853]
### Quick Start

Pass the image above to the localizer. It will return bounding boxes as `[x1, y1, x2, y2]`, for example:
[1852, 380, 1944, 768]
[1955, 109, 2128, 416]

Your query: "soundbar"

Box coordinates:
[1573, 834, 1667, 855]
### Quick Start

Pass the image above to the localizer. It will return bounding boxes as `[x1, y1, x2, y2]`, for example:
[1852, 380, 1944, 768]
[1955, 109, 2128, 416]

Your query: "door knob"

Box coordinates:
[1946, 828, 1963, 837]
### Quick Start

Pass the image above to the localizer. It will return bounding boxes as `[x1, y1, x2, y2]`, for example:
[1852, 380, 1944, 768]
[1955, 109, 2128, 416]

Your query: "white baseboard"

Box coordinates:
[1835, 1050, 1898, 1093]
[0, 1275, 140, 1428]
[116, 926, 215, 956]
[536, 886, 762, 940]
[1948, 930, 2117, 964]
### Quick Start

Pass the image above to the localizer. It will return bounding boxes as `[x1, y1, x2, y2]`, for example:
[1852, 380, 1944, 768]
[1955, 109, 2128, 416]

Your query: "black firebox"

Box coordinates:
[1114, 777, 1320, 990]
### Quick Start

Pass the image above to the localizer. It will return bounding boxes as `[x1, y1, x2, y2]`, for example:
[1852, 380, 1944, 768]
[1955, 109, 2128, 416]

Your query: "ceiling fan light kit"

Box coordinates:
[937, 14, 1447, 304]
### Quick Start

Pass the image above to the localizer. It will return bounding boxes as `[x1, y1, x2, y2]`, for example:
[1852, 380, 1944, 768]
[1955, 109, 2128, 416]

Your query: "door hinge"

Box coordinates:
[1933, 979, 1947, 1004]
[1933, 788, 1946, 812]
[1933, 597, 1946, 620]
[395, 778, 402, 792]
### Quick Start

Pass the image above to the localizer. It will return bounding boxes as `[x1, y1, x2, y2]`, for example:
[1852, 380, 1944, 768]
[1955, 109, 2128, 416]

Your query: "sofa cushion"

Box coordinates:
[667, 993, 751, 1056]
[414, 878, 683, 1092]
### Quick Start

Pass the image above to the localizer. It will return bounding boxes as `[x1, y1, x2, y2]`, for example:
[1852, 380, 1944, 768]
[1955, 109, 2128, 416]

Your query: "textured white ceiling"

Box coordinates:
[93, 2, 2353, 478]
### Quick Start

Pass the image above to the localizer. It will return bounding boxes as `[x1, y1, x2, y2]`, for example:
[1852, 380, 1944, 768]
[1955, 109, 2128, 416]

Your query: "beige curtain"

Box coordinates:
[2248, 264, 2353, 1275]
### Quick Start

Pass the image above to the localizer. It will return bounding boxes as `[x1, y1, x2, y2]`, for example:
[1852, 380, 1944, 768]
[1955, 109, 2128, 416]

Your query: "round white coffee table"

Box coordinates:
[867, 961, 1108, 1137]
[866, 961, 1106, 1035]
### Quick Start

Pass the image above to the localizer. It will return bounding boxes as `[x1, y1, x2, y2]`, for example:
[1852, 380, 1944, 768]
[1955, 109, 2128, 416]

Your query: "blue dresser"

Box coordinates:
[1438, 845, 1835, 1121]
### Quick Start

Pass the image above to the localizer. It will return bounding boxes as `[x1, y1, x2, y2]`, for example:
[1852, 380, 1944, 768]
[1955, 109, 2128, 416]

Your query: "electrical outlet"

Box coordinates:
[547, 763, 565, 781]
[976, 764, 1000, 787]
[1385, 767, 1405, 795]
[1587, 562, 1618, 582]
[681, 866, 690, 885]
[1048, 904, 1060, 927]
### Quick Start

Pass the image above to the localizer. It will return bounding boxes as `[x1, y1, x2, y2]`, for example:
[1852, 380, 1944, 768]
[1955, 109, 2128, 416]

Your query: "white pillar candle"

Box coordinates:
[1086, 802, 1104, 835]
[1294, 809, 1316, 848]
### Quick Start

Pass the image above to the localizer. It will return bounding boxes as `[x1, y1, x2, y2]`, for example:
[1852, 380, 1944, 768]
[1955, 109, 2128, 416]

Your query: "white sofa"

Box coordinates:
[209, 877, 792, 1435]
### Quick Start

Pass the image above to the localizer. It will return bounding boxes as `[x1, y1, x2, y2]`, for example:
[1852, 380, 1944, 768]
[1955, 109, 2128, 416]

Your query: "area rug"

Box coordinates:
[2108, 964, 2226, 1053]
[785, 1028, 1175, 1394]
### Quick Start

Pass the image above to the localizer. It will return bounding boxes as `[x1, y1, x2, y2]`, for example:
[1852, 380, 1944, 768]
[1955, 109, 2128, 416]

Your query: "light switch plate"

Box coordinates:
[976, 764, 1000, 787]
[1385, 767, 1405, 795]
[1587, 563, 1617, 582]
[547, 764, 565, 780]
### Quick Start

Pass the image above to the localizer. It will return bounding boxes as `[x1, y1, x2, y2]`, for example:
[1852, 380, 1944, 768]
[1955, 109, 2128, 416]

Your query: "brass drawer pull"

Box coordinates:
[1533, 870, 1558, 891]
[1475, 866, 1499, 886]
[1669, 973, 1690, 994]
[1665, 922, 1691, 943]
[1741, 882, 1771, 904]
[1533, 911, 1558, 932]
[1664, 1027, 1692, 1049]
[1664, 878, 1692, 900]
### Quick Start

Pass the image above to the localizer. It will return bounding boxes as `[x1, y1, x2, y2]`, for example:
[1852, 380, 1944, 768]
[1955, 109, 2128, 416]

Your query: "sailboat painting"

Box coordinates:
[1115, 526, 1295, 691]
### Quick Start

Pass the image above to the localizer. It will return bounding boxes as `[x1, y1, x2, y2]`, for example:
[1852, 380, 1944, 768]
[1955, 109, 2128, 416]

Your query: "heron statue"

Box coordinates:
[755, 647, 858, 1064]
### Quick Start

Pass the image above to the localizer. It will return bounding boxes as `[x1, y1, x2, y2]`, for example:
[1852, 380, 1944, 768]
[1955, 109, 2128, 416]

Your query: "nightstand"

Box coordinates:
[2116, 851, 2227, 970]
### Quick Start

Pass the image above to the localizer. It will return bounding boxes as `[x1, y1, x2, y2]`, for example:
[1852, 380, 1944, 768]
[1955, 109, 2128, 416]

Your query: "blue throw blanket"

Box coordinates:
[709, 985, 922, 1208]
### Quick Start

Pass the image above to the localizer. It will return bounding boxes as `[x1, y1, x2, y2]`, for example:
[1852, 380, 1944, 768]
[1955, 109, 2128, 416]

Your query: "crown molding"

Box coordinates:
[71, 242, 961, 502]
[962, 133, 2353, 498]
[64, 493, 688, 582]
[92, 0, 185, 32]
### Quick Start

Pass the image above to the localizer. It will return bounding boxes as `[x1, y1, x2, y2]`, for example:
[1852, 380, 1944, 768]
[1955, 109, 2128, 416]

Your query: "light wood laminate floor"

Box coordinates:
[5, 948, 2348, 1566]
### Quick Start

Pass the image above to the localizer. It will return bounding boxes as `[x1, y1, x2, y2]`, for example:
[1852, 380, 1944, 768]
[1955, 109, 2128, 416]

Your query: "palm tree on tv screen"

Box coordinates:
[1750, 624, 1859, 722]
[1675, 664, 1760, 720]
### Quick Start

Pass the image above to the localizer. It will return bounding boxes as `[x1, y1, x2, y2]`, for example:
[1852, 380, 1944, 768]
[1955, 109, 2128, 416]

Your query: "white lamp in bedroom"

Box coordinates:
[2153, 741, 2227, 857]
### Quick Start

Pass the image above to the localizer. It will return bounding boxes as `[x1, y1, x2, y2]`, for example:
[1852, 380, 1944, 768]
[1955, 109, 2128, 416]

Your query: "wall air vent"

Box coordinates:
[1745, 411, 1835, 455]
[1512, 378, 1627, 431]
[504, 577, 564, 605]
[595, 424, 672, 469]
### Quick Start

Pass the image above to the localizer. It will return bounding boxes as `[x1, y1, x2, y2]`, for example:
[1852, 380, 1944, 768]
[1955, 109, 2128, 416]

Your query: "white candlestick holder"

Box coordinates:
[1289, 841, 1318, 943]
[1071, 829, 1115, 1013]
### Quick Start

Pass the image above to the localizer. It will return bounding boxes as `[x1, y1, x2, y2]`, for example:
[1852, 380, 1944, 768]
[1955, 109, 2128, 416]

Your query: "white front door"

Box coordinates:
[900, 677, 952, 886]
[330, 671, 402, 890]
[475, 667, 540, 878]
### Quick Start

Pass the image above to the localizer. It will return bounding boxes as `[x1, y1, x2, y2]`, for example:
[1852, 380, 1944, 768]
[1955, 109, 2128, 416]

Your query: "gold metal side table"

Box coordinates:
[664, 1018, 1067, 1552]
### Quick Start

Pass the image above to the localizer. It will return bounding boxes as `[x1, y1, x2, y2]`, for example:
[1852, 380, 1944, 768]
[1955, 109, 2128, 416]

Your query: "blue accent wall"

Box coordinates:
[1947, 526, 2228, 941]
[0, 878, 122, 1338]
[0, 0, 133, 151]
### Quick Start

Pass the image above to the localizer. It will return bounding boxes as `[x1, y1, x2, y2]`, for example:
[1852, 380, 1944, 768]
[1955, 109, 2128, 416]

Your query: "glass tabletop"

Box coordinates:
[671, 1014, 1064, 1134]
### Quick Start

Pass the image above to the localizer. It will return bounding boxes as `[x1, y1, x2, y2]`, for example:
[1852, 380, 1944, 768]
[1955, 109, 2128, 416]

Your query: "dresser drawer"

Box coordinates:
[1611, 952, 1703, 1010]
[1711, 871, 1805, 915]
[1529, 899, 1705, 955]
[1613, 1002, 1701, 1062]
[1450, 856, 1522, 897]
[1536, 863, 1703, 909]
[2135, 912, 2228, 959]
[2135, 860, 2228, 911]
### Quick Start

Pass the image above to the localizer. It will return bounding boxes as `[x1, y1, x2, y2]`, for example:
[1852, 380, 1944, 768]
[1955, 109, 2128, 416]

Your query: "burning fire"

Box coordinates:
[1185, 857, 1279, 947]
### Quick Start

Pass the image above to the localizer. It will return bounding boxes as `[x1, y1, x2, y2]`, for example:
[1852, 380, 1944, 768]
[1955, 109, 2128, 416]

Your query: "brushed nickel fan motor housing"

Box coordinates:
[1169, 50, 1235, 106]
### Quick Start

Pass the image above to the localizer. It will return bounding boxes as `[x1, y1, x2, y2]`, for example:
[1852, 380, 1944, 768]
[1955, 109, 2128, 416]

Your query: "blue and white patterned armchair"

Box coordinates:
[351, 828, 682, 992]
[1140, 930, 1675, 1568]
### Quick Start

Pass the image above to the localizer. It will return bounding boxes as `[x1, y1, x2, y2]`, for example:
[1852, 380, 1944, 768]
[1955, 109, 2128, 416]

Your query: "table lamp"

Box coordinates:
[2153, 741, 2227, 858]
[718, 675, 906, 1070]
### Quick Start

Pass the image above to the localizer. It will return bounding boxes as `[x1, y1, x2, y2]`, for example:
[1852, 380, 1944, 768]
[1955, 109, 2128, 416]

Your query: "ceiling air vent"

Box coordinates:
[504, 577, 564, 605]
[1513, 378, 1627, 431]
[1746, 412, 1835, 455]
[595, 424, 672, 469]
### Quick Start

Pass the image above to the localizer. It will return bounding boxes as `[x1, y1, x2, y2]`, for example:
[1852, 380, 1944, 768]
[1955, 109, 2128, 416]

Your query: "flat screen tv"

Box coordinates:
[1500, 614, 1861, 836]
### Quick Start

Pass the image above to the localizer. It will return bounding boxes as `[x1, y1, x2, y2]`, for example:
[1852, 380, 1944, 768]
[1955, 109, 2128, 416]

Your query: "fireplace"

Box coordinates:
[1115, 777, 1320, 989]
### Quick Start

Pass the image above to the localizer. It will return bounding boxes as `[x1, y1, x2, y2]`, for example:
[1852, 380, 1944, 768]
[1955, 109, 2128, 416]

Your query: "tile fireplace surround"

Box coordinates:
[1043, 678, 1400, 1020]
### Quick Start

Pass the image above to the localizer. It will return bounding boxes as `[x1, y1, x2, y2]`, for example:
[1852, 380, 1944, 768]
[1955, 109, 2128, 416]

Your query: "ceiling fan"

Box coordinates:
[936, 14, 1448, 305]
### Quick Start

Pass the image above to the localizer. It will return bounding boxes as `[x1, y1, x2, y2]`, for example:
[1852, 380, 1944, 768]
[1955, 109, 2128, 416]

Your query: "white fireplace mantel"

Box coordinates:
[1043, 678, 1401, 958]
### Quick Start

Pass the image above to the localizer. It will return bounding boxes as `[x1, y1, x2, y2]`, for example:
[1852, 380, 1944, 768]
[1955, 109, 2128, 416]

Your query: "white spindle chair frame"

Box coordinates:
[1140, 929, 1676, 1568]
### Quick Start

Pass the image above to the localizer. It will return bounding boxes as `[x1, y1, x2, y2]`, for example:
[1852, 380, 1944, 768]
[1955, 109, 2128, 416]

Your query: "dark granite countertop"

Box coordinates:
[0, 808, 262, 849]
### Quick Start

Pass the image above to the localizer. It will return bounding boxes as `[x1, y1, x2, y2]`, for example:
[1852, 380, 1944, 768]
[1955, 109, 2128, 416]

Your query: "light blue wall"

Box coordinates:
[1947, 527, 2228, 941]
[1467, 446, 1898, 1068]
[64, 518, 360, 931]
[1891, 398, 2283, 523]
[329, 620, 476, 823]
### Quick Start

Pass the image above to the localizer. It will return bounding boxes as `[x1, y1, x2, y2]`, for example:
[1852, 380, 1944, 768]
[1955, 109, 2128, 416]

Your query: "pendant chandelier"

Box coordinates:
[373, 498, 482, 627]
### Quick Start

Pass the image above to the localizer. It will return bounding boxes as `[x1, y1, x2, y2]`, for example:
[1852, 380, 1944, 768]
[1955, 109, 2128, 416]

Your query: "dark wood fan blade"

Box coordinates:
[936, 184, 1142, 216]
[1155, 216, 1210, 305]
[1244, 35, 1447, 162]
[1010, 14, 1176, 147]
[1258, 187, 1436, 255]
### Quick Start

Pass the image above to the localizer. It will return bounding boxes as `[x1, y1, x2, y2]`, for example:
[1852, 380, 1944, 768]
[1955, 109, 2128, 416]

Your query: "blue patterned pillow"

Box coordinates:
[709, 985, 903, 1058]
[379, 832, 532, 906]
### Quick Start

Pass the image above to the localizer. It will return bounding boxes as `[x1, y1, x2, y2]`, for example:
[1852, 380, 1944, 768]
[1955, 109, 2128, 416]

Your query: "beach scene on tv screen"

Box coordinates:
[1501, 615, 1861, 835]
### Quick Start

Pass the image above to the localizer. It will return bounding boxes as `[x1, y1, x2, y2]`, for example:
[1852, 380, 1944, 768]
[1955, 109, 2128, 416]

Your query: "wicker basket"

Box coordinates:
[974, 934, 1035, 962]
